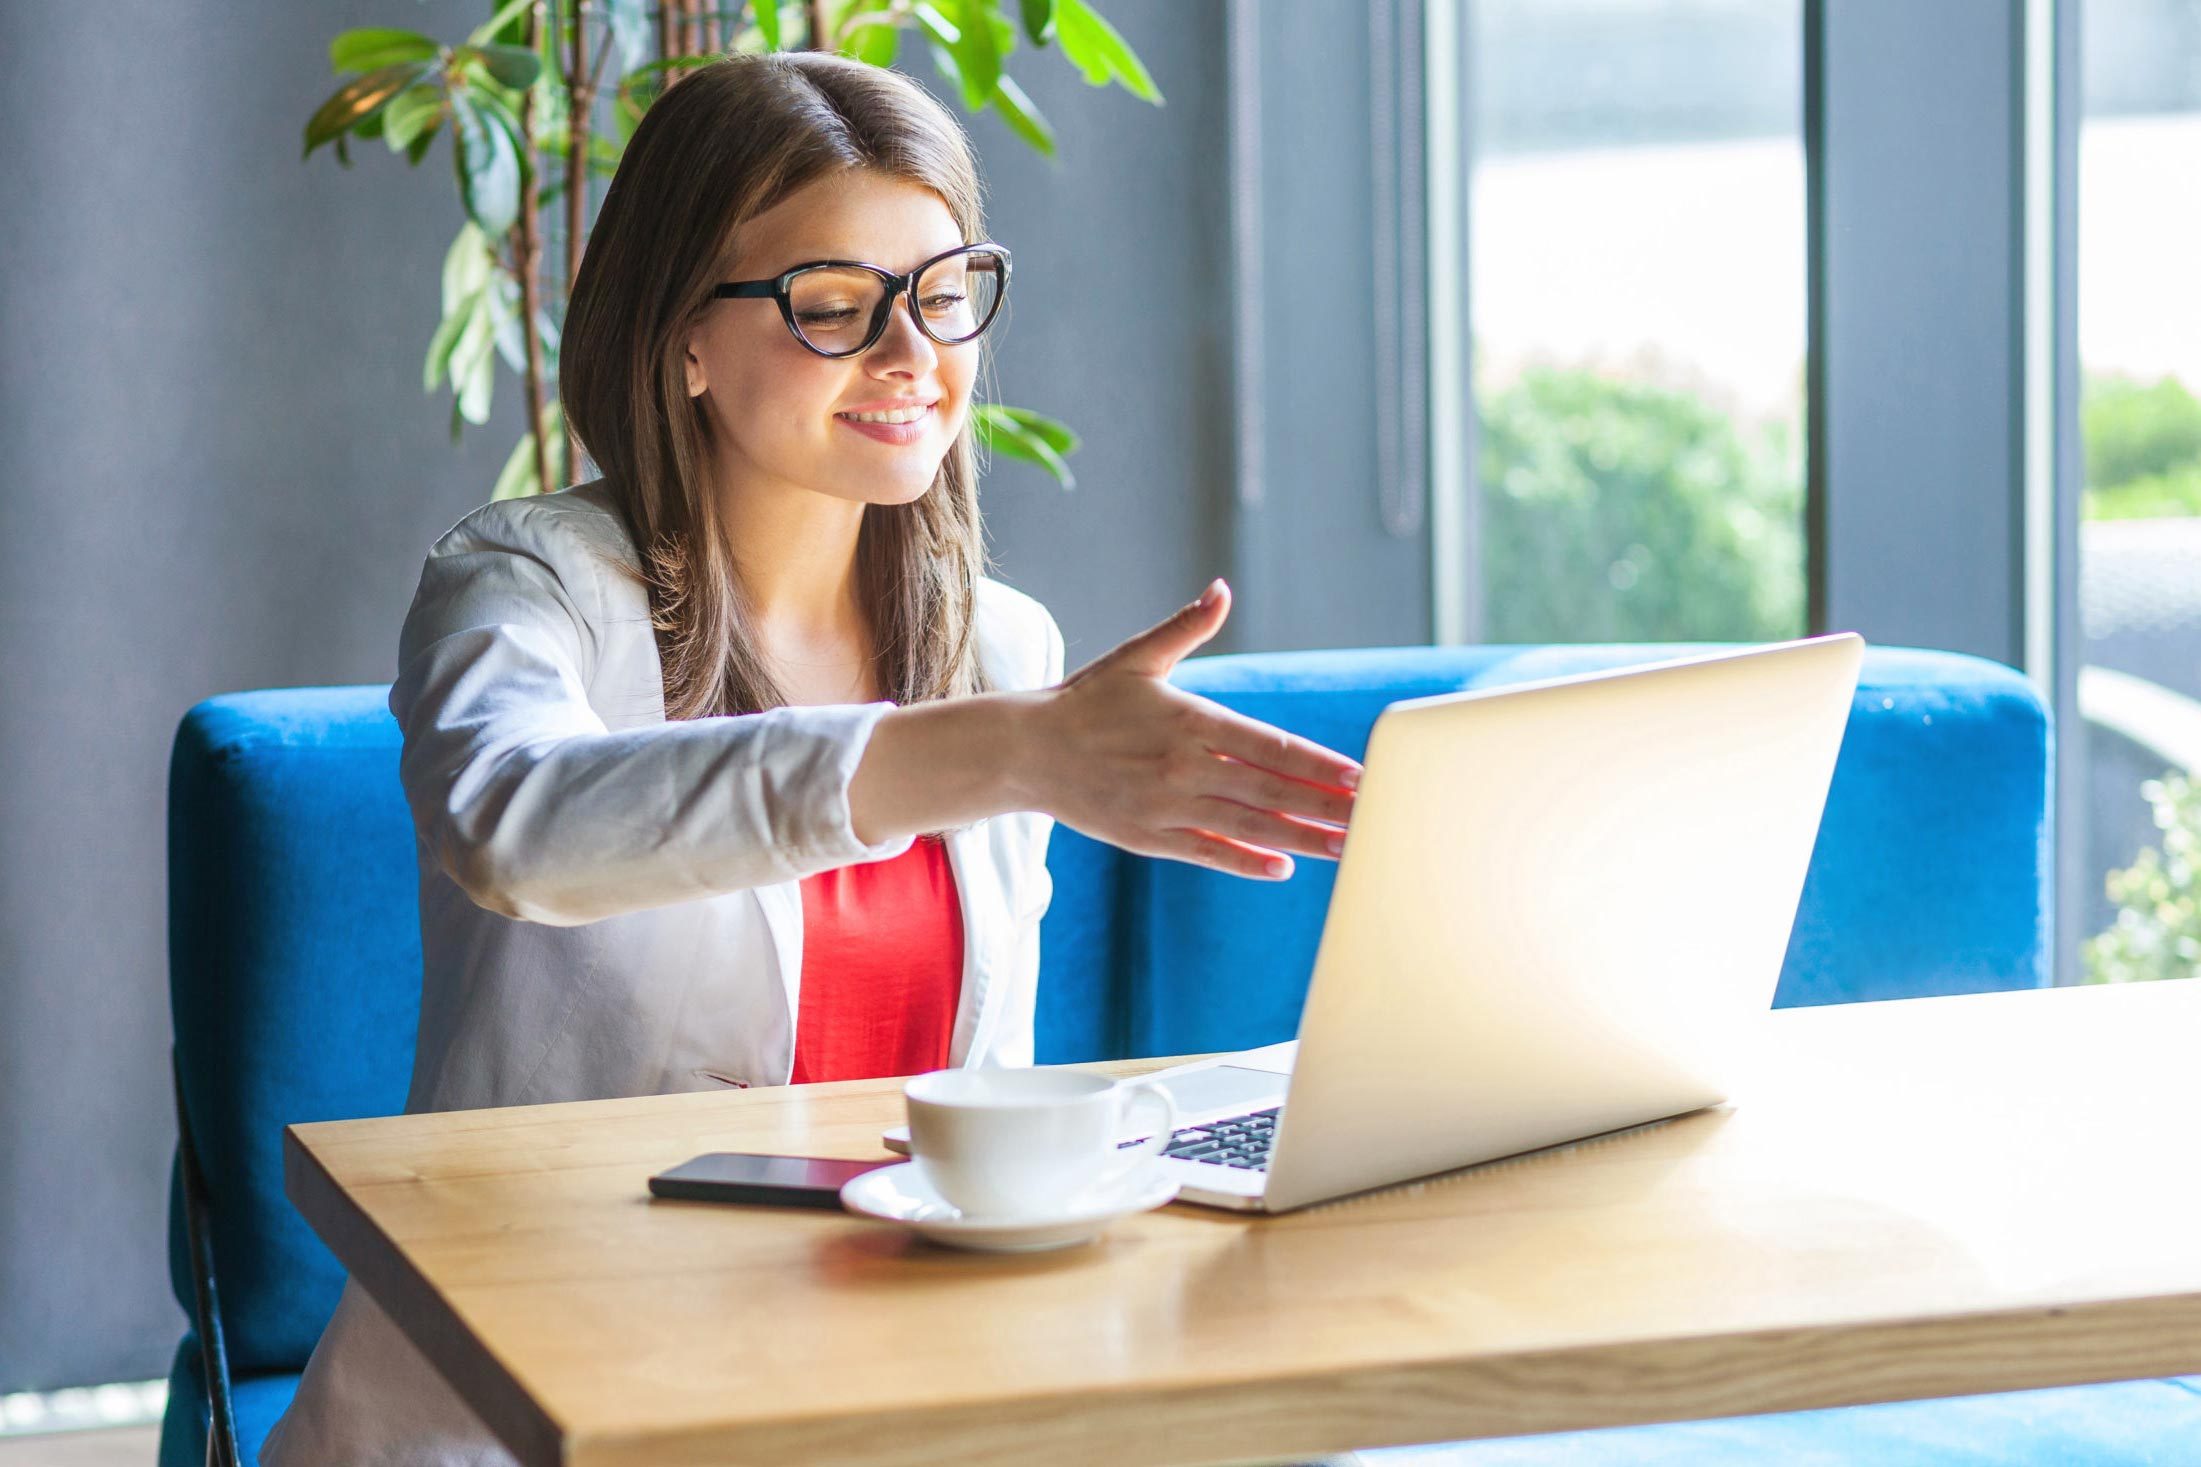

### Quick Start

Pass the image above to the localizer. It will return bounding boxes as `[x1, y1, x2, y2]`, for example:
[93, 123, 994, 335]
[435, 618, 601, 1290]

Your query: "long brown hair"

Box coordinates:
[562, 51, 995, 720]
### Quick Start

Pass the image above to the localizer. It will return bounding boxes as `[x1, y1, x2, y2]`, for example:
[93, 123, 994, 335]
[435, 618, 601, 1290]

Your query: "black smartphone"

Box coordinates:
[647, 1152, 896, 1209]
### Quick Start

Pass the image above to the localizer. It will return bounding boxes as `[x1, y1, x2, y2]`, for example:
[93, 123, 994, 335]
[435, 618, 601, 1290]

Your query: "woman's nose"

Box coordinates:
[864, 294, 940, 373]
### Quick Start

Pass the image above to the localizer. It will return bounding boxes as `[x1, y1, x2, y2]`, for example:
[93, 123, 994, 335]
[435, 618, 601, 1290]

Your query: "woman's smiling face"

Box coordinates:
[684, 168, 979, 510]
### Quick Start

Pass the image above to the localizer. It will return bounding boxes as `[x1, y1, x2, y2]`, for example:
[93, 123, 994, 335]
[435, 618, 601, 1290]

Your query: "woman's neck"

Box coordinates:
[717, 470, 877, 699]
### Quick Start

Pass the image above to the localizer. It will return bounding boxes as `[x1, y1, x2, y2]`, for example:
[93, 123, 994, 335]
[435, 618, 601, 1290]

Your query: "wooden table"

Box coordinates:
[285, 981, 2201, 1467]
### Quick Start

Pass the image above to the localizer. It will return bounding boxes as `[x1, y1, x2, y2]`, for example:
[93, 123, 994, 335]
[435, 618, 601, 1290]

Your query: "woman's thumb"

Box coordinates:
[1106, 579, 1231, 676]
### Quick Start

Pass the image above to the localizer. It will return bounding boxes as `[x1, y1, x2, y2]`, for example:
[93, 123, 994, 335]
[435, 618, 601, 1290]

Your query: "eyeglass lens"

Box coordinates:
[786, 249, 1005, 354]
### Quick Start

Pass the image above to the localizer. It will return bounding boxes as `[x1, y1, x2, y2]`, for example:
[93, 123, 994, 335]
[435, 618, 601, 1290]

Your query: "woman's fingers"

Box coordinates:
[1149, 828, 1296, 880]
[1198, 754, 1355, 829]
[1079, 580, 1231, 680]
[1186, 799, 1344, 859]
[1195, 704, 1362, 791]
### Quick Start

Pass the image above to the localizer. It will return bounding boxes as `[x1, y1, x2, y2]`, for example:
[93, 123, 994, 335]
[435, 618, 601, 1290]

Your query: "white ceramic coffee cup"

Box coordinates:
[903, 1068, 1179, 1219]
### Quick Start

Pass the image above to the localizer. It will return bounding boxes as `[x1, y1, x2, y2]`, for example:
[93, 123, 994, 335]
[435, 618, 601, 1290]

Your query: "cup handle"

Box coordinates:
[1086, 1080, 1179, 1197]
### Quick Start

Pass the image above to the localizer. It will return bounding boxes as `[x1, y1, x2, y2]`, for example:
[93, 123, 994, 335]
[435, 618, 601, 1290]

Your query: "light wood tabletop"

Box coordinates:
[285, 980, 2201, 1467]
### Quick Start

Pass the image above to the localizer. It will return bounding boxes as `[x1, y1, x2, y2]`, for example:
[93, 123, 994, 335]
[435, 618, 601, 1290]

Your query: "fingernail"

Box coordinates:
[1340, 765, 1362, 790]
[1266, 856, 1291, 878]
[1326, 833, 1345, 855]
[1197, 578, 1223, 607]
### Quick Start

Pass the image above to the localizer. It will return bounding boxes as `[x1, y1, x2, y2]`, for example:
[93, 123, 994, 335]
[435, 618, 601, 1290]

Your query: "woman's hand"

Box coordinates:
[1011, 579, 1360, 880]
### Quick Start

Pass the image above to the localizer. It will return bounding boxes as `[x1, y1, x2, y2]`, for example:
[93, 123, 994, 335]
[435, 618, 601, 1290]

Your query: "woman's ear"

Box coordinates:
[683, 336, 707, 398]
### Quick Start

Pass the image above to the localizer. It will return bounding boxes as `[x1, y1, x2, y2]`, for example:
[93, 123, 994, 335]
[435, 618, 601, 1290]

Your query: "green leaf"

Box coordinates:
[975, 403, 1077, 488]
[989, 75, 1055, 157]
[1053, 0, 1160, 103]
[915, 5, 966, 96]
[458, 335, 497, 427]
[493, 430, 539, 500]
[330, 27, 440, 73]
[303, 61, 433, 158]
[951, 0, 1002, 108]
[441, 222, 493, 317]
[539, 128, 623, 173]
[468, 0, 534, 48]
[423, 292, 476, 391]
[990, 404, 1079, 457]
[754, 0, 783, 51]
[836, 0, 902, 66]
[847, 21, 899, 66]
[493, 401, 566, 499]
[913, 1, 959, 44]
[405, 128, 437, 165]
[1019, 0, 1055, 46]
[479, 92, 534, 191]
[445, 291, 497, 407]
[463, 43, 543, 90]
[382, 84, 446, 153]
[924, 36, 964, 96]
[488, 278, 527, 373]
[450, 92, 521, 237]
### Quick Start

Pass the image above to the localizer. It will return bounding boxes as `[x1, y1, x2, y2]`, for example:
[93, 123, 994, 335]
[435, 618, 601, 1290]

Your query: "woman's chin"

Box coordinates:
[847, 461, 947, 506]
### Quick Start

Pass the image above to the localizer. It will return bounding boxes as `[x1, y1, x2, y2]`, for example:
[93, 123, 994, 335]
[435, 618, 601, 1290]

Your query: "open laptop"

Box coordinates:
[883, 633, 1865, 1213]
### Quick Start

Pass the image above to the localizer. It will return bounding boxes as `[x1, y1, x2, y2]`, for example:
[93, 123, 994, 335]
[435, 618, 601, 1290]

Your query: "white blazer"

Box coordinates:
[262, 479, 1064, 1466]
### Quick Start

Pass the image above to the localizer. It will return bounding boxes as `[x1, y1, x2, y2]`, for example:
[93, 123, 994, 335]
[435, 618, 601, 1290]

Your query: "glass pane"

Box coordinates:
[2075, 0, 2201, 984]
[1469, 0, 1807, 644]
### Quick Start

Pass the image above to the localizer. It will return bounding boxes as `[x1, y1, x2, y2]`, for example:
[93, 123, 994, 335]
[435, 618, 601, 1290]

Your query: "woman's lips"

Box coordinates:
[834, 404, 934, 445]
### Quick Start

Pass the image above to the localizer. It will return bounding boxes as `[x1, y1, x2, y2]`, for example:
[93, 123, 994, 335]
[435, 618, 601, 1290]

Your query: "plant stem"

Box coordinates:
[567, 0, 591, 296]
[565, 0, 594, 479]
[808, 0, 831, 49]
[517, 0, 556, 495]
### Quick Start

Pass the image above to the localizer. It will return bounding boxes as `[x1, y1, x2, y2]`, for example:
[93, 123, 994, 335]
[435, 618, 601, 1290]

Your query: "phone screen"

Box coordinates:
[648, 1152, 894, 1208]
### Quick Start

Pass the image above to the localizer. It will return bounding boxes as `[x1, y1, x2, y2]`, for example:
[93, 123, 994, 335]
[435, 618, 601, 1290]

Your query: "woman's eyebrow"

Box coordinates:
[772, 245, 967, 273]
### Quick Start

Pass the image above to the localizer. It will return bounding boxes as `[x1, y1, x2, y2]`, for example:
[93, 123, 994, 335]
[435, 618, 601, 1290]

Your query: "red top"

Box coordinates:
[789, 836, 965, 1084]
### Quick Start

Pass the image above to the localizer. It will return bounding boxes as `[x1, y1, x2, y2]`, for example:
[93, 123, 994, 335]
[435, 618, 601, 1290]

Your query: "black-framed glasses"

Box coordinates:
[712, 242, 1011, 359]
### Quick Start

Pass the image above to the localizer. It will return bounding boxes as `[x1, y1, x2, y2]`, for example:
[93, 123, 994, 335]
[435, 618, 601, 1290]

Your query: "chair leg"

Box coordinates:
[175, 1052, 241, 1467]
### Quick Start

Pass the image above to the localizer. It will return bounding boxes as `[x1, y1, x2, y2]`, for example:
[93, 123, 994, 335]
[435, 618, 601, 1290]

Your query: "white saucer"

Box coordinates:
[840, 1160, 1180, 1252]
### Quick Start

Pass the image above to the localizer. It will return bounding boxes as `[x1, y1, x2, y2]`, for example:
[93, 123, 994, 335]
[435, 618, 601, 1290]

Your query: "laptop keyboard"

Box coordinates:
[1117, 1107, 1280, 1171]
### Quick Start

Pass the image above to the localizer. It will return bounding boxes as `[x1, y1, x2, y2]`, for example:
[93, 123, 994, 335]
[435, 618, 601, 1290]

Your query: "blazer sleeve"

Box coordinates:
[988, 600, 1067, 1068]
[388, 501, 915, 928]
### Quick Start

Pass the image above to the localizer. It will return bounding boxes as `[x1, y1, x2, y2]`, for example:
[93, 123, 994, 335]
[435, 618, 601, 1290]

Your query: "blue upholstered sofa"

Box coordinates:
[161, 643, 2201, 1466]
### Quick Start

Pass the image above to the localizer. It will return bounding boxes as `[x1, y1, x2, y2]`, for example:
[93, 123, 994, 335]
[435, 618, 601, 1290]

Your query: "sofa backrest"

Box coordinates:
[168, 687, 421, 1376]
[1137, 644, 2053, 1054]
[165, 643, 2049, 1378]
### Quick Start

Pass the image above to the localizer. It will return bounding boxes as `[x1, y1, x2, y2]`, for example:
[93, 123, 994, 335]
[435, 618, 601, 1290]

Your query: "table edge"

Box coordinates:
[284, 1124, 568, 1467]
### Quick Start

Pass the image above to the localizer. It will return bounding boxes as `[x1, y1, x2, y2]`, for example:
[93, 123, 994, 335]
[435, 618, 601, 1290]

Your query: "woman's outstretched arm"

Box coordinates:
[398, 501, 1357, 927]
[851, 580, 1360, 881]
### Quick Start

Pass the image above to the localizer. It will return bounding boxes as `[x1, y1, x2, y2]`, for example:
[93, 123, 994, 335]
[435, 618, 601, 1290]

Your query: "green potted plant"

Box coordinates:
[303, 0, 1161, 498]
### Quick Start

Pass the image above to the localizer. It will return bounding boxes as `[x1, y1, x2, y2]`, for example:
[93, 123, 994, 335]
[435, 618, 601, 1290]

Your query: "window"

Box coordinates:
[1466, 0, 1807, 645]
[2074, 0, 2201, 983]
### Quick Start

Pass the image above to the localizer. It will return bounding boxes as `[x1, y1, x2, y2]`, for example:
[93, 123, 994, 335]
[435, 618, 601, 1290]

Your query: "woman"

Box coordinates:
[261, 49, 1358, 1465]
